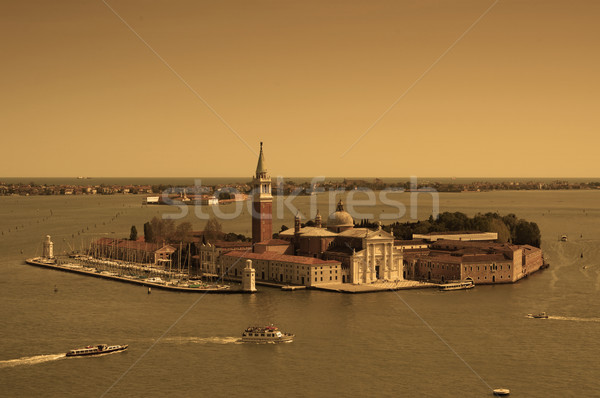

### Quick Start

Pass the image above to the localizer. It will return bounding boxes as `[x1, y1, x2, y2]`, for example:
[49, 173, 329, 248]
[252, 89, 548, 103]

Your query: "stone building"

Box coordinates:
[221, 251, 341, 287]
[403, 240, 545, 284]
[278, 201, 404, 284]
[194, 240, 252, 276]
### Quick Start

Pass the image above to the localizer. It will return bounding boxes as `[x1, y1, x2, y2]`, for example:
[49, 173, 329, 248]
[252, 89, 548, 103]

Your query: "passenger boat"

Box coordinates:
[527, 312, 548, 319]
[242, 325, 294, 343]
[66, 344, 128, 357]
[439, 281, 474, 291]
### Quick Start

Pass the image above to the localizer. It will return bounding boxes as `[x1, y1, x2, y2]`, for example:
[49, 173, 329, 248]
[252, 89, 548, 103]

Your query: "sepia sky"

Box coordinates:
[1, 0, 598, 178]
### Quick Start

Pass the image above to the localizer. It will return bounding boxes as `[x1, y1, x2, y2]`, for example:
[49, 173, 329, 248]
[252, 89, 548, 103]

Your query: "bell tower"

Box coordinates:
[252, 142, 272, 244]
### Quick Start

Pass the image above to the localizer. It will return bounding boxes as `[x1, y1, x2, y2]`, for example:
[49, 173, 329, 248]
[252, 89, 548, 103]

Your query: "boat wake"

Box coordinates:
[162, 336, 242, 345]
[0, 353, 66, 369]
[548, 316, 600, 323]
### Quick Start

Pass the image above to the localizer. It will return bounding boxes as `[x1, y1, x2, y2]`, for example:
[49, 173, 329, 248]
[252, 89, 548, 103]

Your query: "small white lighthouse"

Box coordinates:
[42, 235, 54, 259]
[242, 259, 257, 292]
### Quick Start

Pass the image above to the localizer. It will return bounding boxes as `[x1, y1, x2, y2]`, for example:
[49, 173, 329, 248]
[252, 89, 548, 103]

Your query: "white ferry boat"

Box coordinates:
[242, 325, 294, 343]
[66, 344, 128, 357]
[439, 281, 475, 291]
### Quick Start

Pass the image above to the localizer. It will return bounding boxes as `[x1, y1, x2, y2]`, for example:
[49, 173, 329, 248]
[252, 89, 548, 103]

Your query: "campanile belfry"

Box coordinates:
[252, 142, 272, 244]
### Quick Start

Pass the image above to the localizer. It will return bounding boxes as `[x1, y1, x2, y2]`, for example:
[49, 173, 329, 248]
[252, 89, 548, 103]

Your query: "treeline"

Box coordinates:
[136, 216, 250, 245]
[358, 212, 541, 247]
[142, 217, 193, 244]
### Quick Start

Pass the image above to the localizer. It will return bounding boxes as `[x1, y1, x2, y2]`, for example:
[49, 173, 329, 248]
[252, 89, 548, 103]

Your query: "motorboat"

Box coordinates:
[242, 325, 294, 343]
[527, 312, 548, 319]
[493, 388, 510, 396]
[66, 344, 128, 357]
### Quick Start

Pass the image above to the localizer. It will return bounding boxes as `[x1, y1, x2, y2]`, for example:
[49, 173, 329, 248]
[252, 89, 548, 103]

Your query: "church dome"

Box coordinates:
[327, 200, 354, 232]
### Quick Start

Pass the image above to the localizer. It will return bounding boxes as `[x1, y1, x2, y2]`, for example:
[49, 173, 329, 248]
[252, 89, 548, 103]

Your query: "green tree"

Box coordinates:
[514, 221, 541, 247]
[129, 225, 138, 241]
[488, 218, 511, 243]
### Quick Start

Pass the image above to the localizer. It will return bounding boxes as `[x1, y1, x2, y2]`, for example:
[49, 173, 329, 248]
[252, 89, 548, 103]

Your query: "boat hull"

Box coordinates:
[241, 335, 294, 343]
[439, 282, 475, 291]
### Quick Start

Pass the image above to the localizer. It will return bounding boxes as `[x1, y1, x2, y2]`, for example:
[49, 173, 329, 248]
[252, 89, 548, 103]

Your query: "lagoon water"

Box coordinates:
[1, 190, 599, 397]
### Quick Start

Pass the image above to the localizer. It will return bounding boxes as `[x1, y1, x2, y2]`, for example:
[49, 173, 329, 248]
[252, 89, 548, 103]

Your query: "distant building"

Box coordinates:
[145, 196, 160, 204]
[198, 195, 218, 205]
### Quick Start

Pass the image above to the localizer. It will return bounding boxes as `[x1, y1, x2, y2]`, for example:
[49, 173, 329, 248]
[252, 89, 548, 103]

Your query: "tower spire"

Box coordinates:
[255, 141, 267, 177]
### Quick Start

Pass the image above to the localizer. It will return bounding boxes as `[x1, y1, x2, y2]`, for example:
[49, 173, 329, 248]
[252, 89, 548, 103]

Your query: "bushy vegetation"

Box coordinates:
[142, 216, 250, 244]
[143, 217, 193, 244]
[358, 212, 541, 247]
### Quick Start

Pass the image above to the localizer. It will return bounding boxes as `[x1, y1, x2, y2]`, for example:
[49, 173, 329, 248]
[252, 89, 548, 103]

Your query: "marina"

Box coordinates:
[24, 257, 241, 294]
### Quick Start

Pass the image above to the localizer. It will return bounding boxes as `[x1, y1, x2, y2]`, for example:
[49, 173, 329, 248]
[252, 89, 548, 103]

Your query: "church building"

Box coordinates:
[231, 143, 404, 285]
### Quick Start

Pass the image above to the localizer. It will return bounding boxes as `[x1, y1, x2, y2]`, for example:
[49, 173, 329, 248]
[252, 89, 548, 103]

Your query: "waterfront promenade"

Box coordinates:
[313, 280, 438, 293]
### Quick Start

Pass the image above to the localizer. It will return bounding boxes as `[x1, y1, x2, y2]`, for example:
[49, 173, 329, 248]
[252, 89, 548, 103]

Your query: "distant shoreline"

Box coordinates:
[2, 177, 600, 197]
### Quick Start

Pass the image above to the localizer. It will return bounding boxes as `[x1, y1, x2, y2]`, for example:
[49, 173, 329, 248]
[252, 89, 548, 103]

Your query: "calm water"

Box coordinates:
[1, 191, 599, 397]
